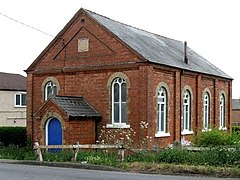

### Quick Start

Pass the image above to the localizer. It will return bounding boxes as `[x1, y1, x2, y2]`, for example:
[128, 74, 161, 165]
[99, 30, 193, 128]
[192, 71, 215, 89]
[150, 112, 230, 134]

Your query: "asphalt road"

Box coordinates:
[0, 163, 236, 180]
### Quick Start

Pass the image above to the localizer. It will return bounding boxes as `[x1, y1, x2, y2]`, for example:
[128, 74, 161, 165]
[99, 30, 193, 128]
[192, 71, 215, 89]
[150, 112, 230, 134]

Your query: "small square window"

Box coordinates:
[78, 38, 89, 52]
[15, 93, 26, 107]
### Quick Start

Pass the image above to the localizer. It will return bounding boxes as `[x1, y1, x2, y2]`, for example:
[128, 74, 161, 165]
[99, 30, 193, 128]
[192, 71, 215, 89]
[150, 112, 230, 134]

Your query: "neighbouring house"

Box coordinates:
[25, 8, 232, 148]
[0, 72, 26, 127]
[232, 99, 240, 126]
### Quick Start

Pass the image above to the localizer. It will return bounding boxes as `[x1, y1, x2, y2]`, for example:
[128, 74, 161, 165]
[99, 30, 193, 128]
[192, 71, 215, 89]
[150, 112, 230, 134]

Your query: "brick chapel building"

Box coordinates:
[26, 8, 232, 148]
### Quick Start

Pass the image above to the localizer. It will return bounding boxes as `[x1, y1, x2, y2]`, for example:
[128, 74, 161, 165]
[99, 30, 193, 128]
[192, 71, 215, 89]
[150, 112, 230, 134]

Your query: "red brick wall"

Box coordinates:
[26, 11, 232, 148]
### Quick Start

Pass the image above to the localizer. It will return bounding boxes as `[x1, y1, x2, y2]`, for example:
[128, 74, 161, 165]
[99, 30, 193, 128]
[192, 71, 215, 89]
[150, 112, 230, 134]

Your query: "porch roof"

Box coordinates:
[52, 95, 101, 118]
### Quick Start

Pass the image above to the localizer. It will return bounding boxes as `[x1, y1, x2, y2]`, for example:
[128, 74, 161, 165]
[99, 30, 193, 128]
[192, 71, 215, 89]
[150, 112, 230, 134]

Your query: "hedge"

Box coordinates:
[0, 127, 27, 147]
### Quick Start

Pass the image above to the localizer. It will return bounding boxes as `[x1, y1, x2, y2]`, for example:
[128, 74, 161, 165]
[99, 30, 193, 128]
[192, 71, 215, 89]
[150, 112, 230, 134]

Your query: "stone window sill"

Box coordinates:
[155, 132, 170, 137]
[181, 130, 194, 135]
[106, 123, 130, 129]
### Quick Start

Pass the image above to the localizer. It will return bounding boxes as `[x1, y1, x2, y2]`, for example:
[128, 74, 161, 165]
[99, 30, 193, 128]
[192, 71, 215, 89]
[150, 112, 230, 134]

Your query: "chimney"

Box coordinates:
[184, 41, 188, 64]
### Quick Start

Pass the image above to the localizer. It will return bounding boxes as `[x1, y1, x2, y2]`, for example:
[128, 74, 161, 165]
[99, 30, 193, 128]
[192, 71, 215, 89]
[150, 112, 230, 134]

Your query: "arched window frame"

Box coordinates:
[203, 92, 210, 131]
[155, 87, 170, 137]
[107, 76, 129, 128]
[182, 89, 193, 135]
[219, 93, 226, 130]
[44, 81, 57, 101]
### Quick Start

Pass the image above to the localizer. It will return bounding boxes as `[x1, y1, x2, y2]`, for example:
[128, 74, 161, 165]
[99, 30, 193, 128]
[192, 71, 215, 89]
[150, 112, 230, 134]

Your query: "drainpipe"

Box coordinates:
[179, 71, 182, 143]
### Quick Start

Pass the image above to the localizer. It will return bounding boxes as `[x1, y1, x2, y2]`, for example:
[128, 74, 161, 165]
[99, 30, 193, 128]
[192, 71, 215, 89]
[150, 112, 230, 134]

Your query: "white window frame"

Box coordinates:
[219, 94, 226, 130]
[15, 92, 26, 107]
[107, 77, 129, 128]
[182, 90, 193, 135]
[44, 81, 57, 101]
[155, 87, 170, 137]
[203, 92, 210, 130]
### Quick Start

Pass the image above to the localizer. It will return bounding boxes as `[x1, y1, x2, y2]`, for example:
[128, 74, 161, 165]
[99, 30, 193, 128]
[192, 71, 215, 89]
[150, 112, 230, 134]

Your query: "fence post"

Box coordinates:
[33, 142, 43, 162]
[118, 144, 125, 162]
[72, 141, 79, 162]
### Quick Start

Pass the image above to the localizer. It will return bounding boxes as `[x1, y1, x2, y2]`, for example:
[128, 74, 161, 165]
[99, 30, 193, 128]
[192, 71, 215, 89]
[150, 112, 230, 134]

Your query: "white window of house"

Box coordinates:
[203, 92, 210, 130]
[182, 90, 193, 134]
[15, 92, 26, 107]
[109, 77, 129, 128]
[155, 87, 170, 137]
[219, 94, 226, 130]
[44, 81, 57, 101]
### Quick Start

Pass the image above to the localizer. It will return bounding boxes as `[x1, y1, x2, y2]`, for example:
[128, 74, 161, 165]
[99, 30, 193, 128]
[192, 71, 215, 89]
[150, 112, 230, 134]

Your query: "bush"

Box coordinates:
[126, 147, 240, 168]
[0, 146, 35, 160]
[0, 127, 27, 147]
[193, 129, 240, 147]
[232, 126, 240, 133]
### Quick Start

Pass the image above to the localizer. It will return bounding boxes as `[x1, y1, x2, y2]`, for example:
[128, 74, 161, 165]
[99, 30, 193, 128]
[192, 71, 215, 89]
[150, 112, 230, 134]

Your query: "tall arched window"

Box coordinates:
[111, 77, 127, 125]
[44, 81, 57, 101]
[203, 92, 210, 130]
[219, 94, 225, 129]
[183, 90, 191, 132]
[157, 87, 168, 134]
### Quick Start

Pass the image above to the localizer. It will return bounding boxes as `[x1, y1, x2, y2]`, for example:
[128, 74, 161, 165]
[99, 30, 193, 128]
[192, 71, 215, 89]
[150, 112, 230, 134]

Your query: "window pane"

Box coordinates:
[121, 103, 127, 123]
[121, 83, 126, 102]
[114, 103, 119, 123]
[47, 86, 52, 98]
[53, 86, 57, 96]
[157, 104, 160, 131]
[16, 95, 20, 105]
[114, 84, 119, 102]
[160, 111, 164, 132]
[22, 94, 26, 106]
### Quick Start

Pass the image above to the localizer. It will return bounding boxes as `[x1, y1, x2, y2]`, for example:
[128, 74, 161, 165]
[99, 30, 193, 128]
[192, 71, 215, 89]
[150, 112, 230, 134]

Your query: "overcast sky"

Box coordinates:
[0, 0, 239, 98]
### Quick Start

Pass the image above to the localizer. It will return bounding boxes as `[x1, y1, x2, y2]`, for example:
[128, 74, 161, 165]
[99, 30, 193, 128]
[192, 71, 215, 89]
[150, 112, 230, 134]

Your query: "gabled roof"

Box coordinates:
[85, 9, 231, 79]
[27, 8, 232, 79]
[52, 95, 101, 118]
[0, 72, 26, 91]
[232, 99, 240, 110]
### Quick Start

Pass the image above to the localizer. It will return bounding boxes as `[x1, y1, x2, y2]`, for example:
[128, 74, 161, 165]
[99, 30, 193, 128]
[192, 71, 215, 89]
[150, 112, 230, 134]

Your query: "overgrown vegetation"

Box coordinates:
[193, 128, 240, 147]
[1, 126, 240, 177]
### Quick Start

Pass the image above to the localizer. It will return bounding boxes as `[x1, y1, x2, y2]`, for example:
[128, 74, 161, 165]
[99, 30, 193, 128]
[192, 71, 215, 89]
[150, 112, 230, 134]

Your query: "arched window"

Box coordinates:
[111, 77, 127, 125]
[44, 81, 57, 101]
[219, 94, 226, 129]
[183, 90, 191, 132]
[203, 92, 210, 130]
[157, 87, 168, 134]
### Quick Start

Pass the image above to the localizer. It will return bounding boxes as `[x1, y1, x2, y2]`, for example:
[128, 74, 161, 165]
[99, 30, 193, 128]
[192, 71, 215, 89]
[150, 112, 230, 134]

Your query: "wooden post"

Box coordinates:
[118, 144, 125, 162]
[33, 142, 43, 162]
[72, 141, 79, 162]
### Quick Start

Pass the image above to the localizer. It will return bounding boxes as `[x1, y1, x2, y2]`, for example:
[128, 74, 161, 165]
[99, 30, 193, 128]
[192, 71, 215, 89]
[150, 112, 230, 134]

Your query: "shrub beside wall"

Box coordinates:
[0, 127, 27, 147]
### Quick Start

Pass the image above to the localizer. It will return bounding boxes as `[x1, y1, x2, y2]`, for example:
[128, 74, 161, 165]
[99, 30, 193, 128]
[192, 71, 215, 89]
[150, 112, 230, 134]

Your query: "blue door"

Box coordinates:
[47, 118, 62, 150]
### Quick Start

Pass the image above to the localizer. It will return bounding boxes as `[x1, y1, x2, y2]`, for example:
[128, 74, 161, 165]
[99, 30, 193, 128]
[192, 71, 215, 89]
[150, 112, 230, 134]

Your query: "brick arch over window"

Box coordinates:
[41, 77, 60, 102]
[181, 86, 193, 135]
[107, 72, 130, 128]
[155, 82, 170, 137]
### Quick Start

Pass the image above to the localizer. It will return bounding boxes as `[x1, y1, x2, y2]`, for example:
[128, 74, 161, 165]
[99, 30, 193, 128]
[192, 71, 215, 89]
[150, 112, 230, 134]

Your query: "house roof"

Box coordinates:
[85, 9, 231, 79]
[0, 72, 26, 91]
[26, 8, 232, 79]
[52, 95, 101, 118]
[232, 99, 240, 110]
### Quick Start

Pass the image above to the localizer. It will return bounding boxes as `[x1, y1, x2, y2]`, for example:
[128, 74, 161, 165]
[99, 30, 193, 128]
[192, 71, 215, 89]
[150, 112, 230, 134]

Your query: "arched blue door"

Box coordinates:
[47, 118, 62, 146]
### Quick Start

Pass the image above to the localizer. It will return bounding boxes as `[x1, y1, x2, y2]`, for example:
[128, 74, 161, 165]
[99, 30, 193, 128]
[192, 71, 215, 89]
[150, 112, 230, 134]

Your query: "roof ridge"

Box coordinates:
[83, 8, 182, 43]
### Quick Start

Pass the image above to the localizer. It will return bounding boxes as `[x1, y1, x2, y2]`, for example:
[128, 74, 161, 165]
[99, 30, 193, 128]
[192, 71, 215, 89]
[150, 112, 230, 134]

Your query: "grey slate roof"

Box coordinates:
[85, 9, 232, 79]
[52, 96, 101, 118]
[232, 99, 240, 110]
[0, 72, 26, 91]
